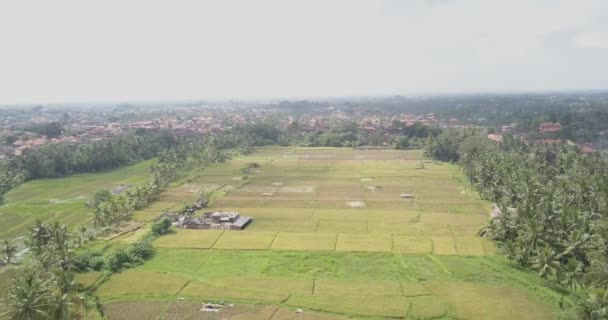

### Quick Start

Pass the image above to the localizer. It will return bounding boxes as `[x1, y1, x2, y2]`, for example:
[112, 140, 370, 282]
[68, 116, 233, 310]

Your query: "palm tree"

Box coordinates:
[562, 259, 584, 291]
[49, 270, 78, 320]
[533, 246, 560, 281]
[577, 287, 608, 320]
[78, 226, 87, 241]
[1, 267, 52, 320]
[2, 239, 18, 264]
[521, 219, 545, 252]
[586, 258, 608, 289]
[26, 220, 49, 256]
[503, 240, 517, 265]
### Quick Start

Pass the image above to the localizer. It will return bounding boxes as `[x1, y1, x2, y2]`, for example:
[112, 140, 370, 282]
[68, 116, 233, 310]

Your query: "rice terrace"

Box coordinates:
[59, 147, 562, 320]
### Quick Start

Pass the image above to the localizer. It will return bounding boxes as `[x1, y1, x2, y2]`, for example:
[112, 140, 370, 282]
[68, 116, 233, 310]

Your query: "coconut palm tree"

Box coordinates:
[586, 258, 608, 290]
[48, 270, 78, 320]
[78, 226, 86, 240]
[1, 267, 52, 320]
[1, 239, 17, 264]
[26, 220, 50, 256]
[503, 240, 517, 265]
[533, 246, 561, 281]
[562, 259, 584, 291]
[577, 287, 608, 320]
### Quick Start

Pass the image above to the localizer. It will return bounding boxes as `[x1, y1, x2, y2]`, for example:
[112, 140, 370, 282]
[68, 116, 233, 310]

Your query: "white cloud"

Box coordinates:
[0, 0, 607, 104]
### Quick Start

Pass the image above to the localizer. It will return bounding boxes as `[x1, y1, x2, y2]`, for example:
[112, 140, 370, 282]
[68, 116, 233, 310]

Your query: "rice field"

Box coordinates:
[24, 147, 563, 319]
[0, 159, 153, 239]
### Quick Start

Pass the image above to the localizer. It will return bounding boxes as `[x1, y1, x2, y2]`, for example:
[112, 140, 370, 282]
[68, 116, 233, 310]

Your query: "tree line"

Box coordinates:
[0, 216, 174, 319]
[425, 129, 608, 318]
[238, 121, 438, 149]
[89, 134, 230, 229]
[0, 131, 180, 204]
[0, 133, 234, 319]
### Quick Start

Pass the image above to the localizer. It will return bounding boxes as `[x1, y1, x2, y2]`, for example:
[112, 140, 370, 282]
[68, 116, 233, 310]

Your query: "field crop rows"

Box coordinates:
[0, 160, 153, 239]
[152, 229, 495, 255]
[75, 148, 560, 319]
[97, 249, 558, 319]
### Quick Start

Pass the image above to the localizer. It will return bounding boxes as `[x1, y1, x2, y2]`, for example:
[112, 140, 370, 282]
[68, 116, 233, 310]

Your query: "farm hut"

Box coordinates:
[231, 216, 253, 230]
[400, 194, 415, 199]
[201, 303, 222, 312]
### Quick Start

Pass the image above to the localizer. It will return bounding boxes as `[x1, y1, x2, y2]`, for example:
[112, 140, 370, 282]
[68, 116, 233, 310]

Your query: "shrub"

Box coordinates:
[151, 218, 172, 236]
[105, 248, 133, 272]
[88, 256, 105, 271]
[128, 240, 155, 261]
[73, 250, 103, 271]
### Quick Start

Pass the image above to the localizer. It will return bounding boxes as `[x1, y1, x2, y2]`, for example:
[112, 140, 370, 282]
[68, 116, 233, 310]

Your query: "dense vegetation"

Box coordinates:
[90, 135, 230, 228]
[0, 131, 179, 204]
[237, 121, 436, 149]
[19, 131, 178, 179]
[436, 98, 608, 143]
[0, 133, 233, 319]
[425, 130, 608, 318]
[0, 217, 175, 319]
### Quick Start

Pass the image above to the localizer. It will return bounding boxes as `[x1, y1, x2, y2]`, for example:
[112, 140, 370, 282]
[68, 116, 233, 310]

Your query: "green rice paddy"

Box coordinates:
[3, 148, 566, 319]
[0, 160, 152, 239]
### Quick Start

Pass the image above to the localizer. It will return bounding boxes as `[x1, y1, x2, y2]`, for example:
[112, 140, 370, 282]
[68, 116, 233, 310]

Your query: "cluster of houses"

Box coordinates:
[1, 110, 243, 157]
[160, 211, 253, 230]
[11, 136, 80, 156]
[156, 198, 254, 231]
[297, 110, 443, 133]
[392, 113, 438, 127]
[487, 122, 594, 154]
[539, 122, 562, 133]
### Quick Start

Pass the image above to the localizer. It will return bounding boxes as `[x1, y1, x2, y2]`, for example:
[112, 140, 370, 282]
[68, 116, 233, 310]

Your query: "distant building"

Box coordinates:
[537, 139, 562, 145]
[500, 125, 513, 133]
[487, 134, 503, 143]
[581, 145, 594, 154]
[14, 145, 31, 156]
[178, 211, 253, 230]
[539, 122, 562, 133]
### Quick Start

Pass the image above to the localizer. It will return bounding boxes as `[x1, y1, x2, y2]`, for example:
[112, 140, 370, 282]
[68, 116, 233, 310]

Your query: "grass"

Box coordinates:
[213, 277, 313, 294]
[401, 282, 431, 297]
[8, 147, 563, 319]
[74, 271, 104, 289]
[153, 229, 224, 249]
[313, 279, 402, 295]
[425, 281, 554, 319]
[431, 237, 457, 255]
[97, 271, 189, 298]
[392, 236, 433, 254]
[180, 280, 289, 304]
[102, 301, 169, 320]
[271, 232, 337, 251]
[0, 267, 17, 291]
[455, 236, 487, 256]
[335, 233, 392, 252]
[286, 294, 409, 318]
[408, 296, 448, 319]
[0, 159, 153, 239]
[131, 210, 161, 222]
[213, 231, 277, 250]
[160, 303, 278, 320]
[272, 307, 350, 320]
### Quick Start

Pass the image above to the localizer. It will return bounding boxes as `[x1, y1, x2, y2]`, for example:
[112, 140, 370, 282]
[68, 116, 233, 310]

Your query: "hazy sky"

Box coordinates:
[1, 0, 607, 104]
